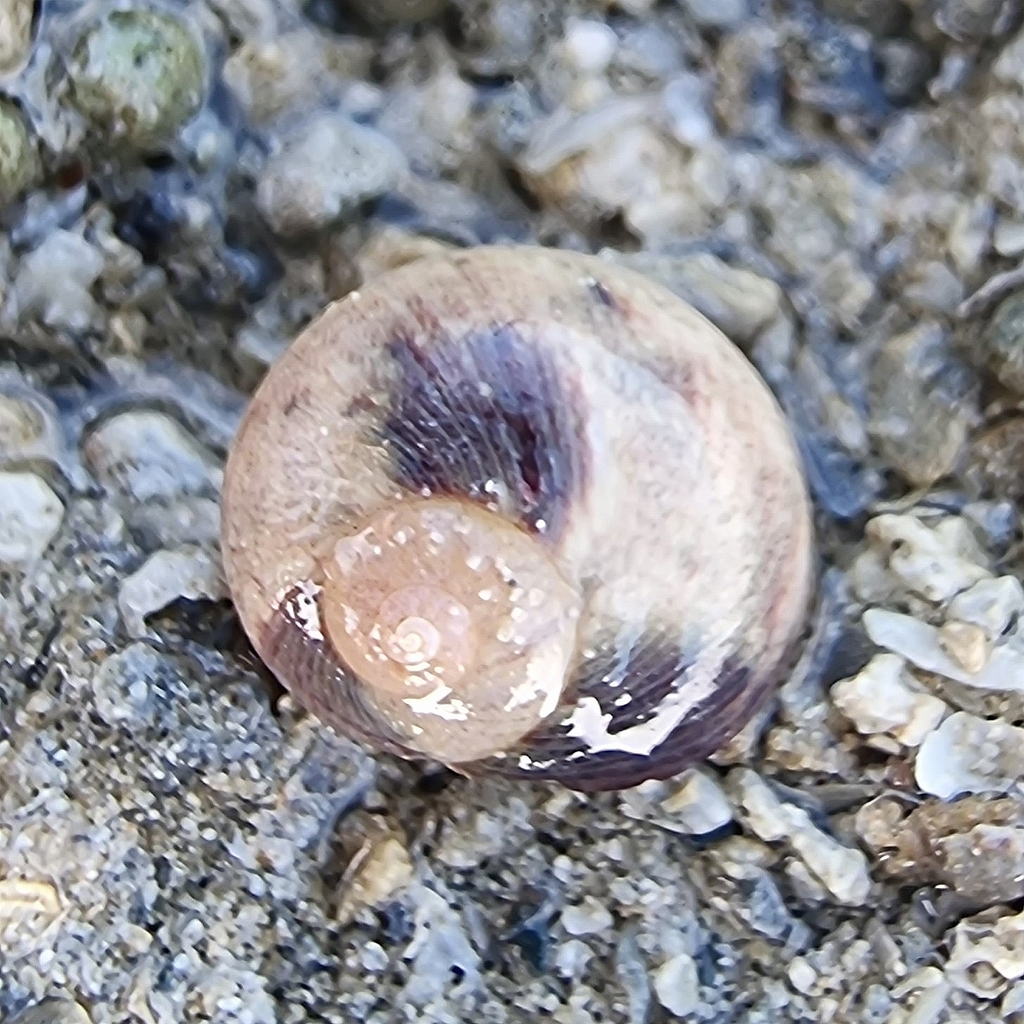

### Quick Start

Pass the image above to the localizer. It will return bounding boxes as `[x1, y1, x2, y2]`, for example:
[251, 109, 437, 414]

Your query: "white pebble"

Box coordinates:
[256, 112, 407, 237]
[661, 73, 714, 148]
[561, 897, 613, 936]
[554, 938, 593, 978]
[659, 769, 734, 834]
[947, 576, 1024, 640]
[787, 957, 817, 995]
[13, 230, 104, 332]
[830, 654, 947, 747]
[361, 941, 389, 973]
[118, 546, 225, 638]
[0, 471, 63, 564]
[653, 952, 700, 1017]
[994, 219, 1024, 257]
[563, 19, 618, 75]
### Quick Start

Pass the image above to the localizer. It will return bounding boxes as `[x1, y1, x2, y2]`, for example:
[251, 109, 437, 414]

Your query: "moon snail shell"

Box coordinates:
[221, 246, 815, 792]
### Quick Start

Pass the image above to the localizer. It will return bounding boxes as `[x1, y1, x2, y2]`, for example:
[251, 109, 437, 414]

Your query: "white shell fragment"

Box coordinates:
[915, 712, 1024, 800]
[865, 513, 991, 604]
[863, 606, 1024, 693]
[945, 909, 1024, 999]
[948, 576, 1024, 639]
[830, 654, 947, 747]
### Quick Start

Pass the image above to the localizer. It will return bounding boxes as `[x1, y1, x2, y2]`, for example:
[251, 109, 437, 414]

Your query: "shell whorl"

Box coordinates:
[221, 245, 814, 791]
[317, 497, 581, 765]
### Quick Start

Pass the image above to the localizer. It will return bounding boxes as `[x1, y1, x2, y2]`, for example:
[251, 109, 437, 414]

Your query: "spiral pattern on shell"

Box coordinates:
[221, 246, 814, 791]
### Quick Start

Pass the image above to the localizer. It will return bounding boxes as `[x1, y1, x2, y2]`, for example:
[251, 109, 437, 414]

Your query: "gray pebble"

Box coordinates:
[91, 641, 191, 727]
[347, 0, 445, 24]
[604, 249, 782, 345]
[125, 497, 222, 549]
[878, 39, 936, 105]
[615, 933, 653, 1024]
[933, 0, 1016, 41]
[677, 0, 748, 29]
[0, 368, 62, 467]
[256, 111, 406, 236]
[83, 410, 222, 501]
[821, 0, 910, 35]
[981, 289, 1024, 394]
[904, 261, 965, 314]
[869, 324, 977, 487]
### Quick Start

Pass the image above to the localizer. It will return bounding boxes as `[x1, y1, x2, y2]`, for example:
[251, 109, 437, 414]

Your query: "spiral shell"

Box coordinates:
[221, 246, 814, 791]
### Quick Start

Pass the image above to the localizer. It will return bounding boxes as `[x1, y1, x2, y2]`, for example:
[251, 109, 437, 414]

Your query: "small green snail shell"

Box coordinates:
[220, 245, 814, 792]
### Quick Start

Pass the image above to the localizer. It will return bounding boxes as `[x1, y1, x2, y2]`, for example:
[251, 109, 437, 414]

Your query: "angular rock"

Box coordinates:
[118, 546, 225, 637]
[733, 769, 872, 905]
[658, 769, 735, 835]
[830, 653, 947, 747]
[865, 513, 990, 605]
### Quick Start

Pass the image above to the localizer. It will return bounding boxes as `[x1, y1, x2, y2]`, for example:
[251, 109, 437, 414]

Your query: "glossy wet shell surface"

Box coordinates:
[221, 245, 814, 791]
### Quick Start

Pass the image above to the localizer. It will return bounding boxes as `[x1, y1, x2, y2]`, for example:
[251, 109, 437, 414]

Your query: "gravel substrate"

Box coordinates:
[6, 0, 1024, 1021]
